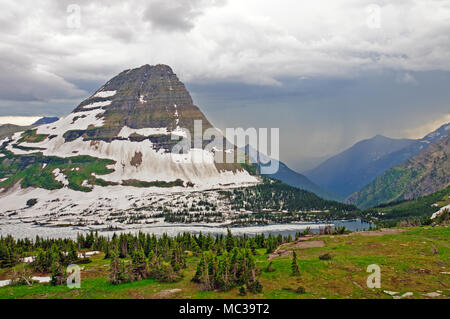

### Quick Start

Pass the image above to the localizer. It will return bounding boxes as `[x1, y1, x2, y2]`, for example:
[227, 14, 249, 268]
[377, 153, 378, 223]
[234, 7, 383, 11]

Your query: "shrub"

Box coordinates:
[26, 198, 38, 207]
[295, 286, 306, 294]
[10, 269, 34, 287]
[149, 261, 181, 283]
[319, 253, 332, 260]
[247, 280, 263, 294]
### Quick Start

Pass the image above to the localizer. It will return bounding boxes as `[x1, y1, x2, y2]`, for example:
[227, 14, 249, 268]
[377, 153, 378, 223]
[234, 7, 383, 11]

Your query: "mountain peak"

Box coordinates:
[1, 64, 258, 192]
[71, 64, 212, 142]
[421, 121, 450, 143]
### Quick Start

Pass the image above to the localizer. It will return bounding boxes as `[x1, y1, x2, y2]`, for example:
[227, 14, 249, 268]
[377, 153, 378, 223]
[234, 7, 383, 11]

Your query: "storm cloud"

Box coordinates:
[0, 0, 449, 168]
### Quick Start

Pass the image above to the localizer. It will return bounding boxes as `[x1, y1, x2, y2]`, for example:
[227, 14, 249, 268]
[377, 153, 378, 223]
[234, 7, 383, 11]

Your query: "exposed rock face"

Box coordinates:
[72, 64, 213, 144]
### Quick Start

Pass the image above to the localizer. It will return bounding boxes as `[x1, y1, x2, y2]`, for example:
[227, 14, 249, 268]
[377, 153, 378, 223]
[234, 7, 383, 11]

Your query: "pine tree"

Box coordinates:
[192, 253, 205, 283]
[109, 252, 122, 284]
[104, 243, 111, 259]
[67, 241, 78, 264]
[190, 237, 200, 255]
[225, 229, 234, 252]
[291, 251, 300, 276]
[50, 254, 65, 286]
[170, 248, 180, 272]
[132, 248, 147, 281]
[119, 235, 128, 258]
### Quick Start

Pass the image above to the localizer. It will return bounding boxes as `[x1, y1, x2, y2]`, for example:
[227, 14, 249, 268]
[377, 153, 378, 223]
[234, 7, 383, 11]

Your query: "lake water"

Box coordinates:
[0, 219, 374, 239]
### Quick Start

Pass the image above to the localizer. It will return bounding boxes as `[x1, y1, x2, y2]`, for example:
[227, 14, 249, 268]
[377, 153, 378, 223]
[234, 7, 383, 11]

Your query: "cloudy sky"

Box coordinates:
[1, 0, 450, 171]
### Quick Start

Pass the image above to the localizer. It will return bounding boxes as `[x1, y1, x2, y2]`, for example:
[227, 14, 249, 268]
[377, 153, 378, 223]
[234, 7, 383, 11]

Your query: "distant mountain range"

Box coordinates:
[0, 117, 58, 139]
[243, 145, 340, 201]
[32, 117, 59, 126]
[305, 122, 450, 199]
[347, 131, 450, 208]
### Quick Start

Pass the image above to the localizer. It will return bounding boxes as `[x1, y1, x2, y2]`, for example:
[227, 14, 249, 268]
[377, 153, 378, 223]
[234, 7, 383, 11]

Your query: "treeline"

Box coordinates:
[0, 230, 293, 293]
[362, 185, 450, 227]
[226, 180, 359, 214]
[163, 212, 224, 223]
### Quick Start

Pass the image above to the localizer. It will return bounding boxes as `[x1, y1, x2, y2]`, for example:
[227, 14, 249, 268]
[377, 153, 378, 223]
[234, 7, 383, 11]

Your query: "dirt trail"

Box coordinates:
[268, 238, 325, 260]
[351, 228, 406, 237]
[152, 288, 182, 299]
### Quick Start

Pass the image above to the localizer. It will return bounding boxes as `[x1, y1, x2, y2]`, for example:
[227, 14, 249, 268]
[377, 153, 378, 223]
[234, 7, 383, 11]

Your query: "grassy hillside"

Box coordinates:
[0, 150, 116, 192]
[348, 133, 450, 209]
[0, 226, 448, 299]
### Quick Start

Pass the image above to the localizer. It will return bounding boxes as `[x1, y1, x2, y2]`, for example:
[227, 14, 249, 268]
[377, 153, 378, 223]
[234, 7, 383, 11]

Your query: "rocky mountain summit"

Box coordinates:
[71, 64, 213, 143]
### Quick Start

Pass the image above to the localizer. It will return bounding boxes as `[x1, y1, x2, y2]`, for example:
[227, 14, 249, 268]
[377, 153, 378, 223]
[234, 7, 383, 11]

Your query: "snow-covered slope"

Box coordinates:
[0, 65, 259, 215]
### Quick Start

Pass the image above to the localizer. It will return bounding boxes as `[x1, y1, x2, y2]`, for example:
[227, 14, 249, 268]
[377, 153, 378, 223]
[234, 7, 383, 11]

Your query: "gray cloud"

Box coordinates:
[0, 49, 86, 102]
[0, 0, 449, 165]
[143, 0, 226, 32]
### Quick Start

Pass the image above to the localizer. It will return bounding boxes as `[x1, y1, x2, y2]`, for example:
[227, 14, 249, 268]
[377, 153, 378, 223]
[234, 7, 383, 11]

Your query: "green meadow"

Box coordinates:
[0, 226, 448, 299]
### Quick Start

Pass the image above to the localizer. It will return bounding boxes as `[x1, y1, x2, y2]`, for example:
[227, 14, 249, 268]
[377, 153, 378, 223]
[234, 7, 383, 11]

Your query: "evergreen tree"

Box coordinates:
[104, 243, 111, 260]
[50, 254, 65, 286]
[225, 229, 234, 252]
[291, 251, 300, 276]
[132, 248, 147, 281]
[109, 251, 127, 284]
[67, 241, 78, 264]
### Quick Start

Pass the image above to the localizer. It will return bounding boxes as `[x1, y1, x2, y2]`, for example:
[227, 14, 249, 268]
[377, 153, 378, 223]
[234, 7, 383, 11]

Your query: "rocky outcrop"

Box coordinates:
[73, 64, 213, 146]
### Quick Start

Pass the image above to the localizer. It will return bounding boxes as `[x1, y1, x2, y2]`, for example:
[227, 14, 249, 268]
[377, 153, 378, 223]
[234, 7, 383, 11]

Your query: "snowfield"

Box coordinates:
[3, 108, 258, 188]
[0, 80, 261, 228]
[0, 182, 258, 227]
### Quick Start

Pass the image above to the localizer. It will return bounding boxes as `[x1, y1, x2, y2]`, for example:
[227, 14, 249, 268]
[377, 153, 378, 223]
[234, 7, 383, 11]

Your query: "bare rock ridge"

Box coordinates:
[71, 64, 213, 144]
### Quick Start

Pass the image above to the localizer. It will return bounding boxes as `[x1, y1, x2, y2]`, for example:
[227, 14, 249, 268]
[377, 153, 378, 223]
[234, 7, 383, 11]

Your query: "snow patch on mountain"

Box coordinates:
[139, 95, 147, 103]
[93, 90, 117, 98]
[82, 100, 112, 110]
[36, 108, 105, 136]
[0, 181, 258, 226]
[118, 126, 169, 138]
[52, 168, 69, 187]
[5, 118, 258, 188]
[431, 204, 450, 219]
